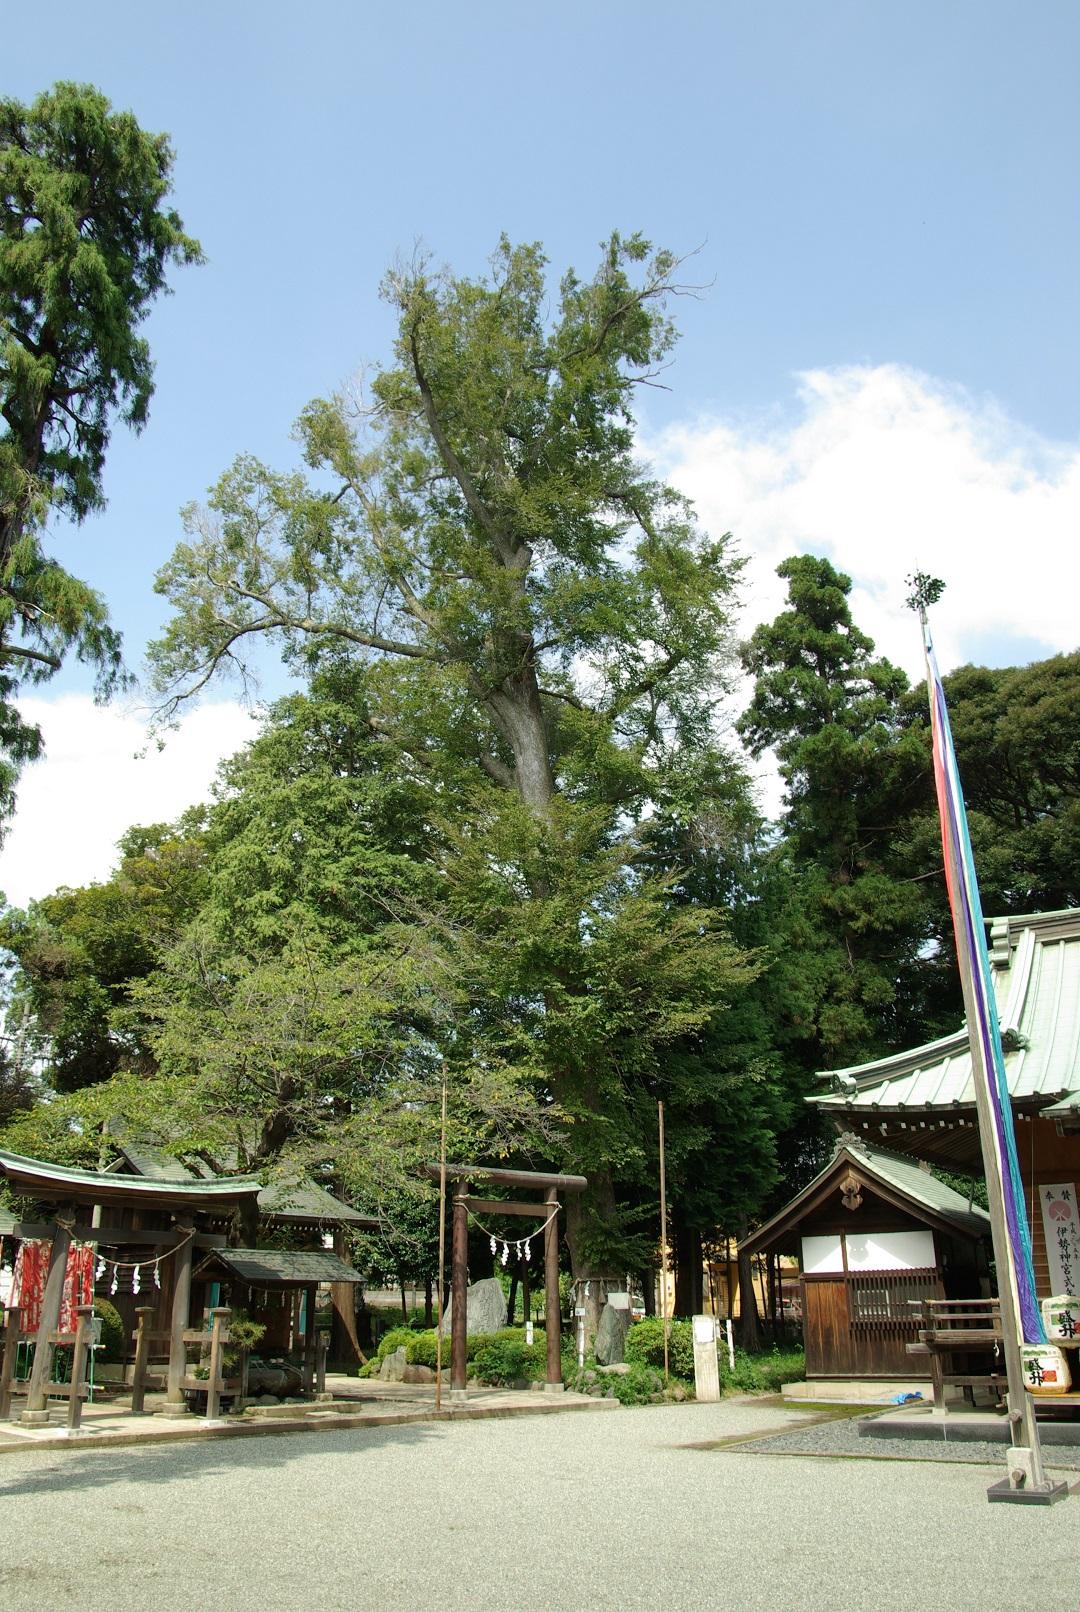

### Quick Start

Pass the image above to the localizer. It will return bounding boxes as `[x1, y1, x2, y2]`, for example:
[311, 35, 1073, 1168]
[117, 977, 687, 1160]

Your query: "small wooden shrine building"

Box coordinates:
[106, 1136, 378, 1361]
[0, 1147, 264, 1421]
[739, 1139, 990, 1383]
[0, 1143, 375, 1421]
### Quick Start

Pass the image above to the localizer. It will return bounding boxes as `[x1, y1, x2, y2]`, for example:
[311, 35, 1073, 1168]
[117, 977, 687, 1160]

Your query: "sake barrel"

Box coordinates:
[1040, 1294, 1080, 1342]
[1020, 1342, 1071, 1394]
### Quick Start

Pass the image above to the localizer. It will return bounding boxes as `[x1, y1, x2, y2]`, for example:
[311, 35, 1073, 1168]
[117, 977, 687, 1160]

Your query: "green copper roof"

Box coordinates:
[814, 909, 1080, 1116]
[198, 1247, 365, 1286]
[256, 1179, 376, 1228]
[0, 1149, 263, 1208]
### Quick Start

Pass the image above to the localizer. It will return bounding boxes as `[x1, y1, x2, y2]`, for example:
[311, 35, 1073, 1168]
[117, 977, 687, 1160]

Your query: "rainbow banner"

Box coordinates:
[922, 618, 1045, 1345]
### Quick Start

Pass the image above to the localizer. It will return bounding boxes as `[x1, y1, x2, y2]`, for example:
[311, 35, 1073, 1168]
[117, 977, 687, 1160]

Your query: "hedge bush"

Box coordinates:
[471, 1336, 549, 1385]
[624, 1318, 696, 1380]
[93, 1299, 125, 1363]
[375, 1327, 418, 1362]
[721, 1347, 805, 1393]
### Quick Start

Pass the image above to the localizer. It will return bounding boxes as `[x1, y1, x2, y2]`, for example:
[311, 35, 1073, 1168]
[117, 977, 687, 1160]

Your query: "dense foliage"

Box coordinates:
[2, 182, 1078, 1336]
[0, 82, 200, 822]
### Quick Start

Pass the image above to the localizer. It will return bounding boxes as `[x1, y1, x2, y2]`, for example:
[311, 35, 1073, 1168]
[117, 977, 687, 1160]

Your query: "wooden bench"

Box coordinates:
[905, 1298, 1006, 1413]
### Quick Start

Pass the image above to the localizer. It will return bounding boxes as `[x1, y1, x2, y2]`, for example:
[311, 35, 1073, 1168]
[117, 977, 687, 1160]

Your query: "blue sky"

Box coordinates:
[4, 1, 1079, 899]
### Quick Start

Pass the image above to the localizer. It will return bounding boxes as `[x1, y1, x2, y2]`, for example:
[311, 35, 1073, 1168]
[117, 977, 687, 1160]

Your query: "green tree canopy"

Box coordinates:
[898, 651, 1080, 920]
[0, 81, 201, 818]
[739, 554, 934, 1068]
[0, 819, 209, 1091]
[148, 235, 756, 1279]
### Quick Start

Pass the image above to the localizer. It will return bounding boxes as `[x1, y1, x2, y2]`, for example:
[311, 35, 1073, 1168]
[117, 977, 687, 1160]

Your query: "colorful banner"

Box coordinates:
[1040, 1184, 1080, 1299]
[922, 619, 1045, 1345]
[10, 1239, 95, 1335]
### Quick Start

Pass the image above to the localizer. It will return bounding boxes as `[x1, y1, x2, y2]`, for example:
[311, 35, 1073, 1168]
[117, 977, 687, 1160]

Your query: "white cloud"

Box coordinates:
[648, 363, 1080, 680]
[0, 697, 257, 908]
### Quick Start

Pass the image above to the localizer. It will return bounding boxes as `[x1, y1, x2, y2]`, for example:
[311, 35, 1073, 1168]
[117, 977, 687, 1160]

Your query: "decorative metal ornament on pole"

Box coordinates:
[908, 575, 1067, 1506]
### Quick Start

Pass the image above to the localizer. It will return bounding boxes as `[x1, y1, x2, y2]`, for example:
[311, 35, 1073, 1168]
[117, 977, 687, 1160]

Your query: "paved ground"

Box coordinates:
[733, 1409, 1080, 1468]
[0, 1398, 1075, 1612]
[0, 1376, 614, 1454]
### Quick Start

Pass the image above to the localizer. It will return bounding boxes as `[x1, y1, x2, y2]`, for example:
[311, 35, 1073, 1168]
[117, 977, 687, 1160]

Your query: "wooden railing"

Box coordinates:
[905, 1296, 1005, 1411]
[845, 1269, 944, 1332]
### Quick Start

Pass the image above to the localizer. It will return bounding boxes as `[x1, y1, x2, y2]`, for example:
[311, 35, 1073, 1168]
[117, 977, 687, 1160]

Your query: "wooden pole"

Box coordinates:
[435, 1070, 448, 1410]
[658, 1101, 670, 1381]
[163, 1220, 195, 1413]
[22, 1216, 73, 1421]
[303, 1284, 318, 1392]
[205, 1307, 230, 1421]
[0, 1306, 22, 1421]
[450, 1181, 469, 1395]
[130, 1306, 154, 1415]
[66, 1305, 94, 1431]
[544, 1185, 562, 1390]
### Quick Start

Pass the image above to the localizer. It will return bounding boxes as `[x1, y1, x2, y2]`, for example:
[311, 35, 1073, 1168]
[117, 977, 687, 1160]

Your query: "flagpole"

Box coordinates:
[434, 1067, 448, 1412]
[658, 1100, 670, 1382]
[908, 576, 1064, 1503]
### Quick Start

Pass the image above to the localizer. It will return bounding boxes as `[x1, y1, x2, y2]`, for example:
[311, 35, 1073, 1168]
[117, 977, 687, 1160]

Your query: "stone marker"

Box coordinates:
[595, 1301, 629, 1365]
[442, 1276, 508, 1335]
[402, 1364, 436, 1384]
[692, 1314, 721, 1402]
[380, 1346, 408, 1381]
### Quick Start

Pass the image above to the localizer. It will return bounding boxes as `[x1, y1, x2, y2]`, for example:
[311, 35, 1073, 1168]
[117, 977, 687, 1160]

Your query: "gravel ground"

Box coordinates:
[725, 1412, 1080, 1469]
[0, 1399, 1075, 1612]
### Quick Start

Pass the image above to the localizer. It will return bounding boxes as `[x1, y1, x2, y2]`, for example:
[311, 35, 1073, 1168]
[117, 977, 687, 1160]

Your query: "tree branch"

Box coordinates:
[407, 322, 522, 570]
[0, 644, 62, 670]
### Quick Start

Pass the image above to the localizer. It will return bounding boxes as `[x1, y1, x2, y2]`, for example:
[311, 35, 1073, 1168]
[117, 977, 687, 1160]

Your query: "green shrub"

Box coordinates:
[375, 1326, 417, 1362]
[93, 1299, 125, 1363]
[227, 1312, 267, 1353]
[721, 1347, 805, 1393]
[471, 1336, 549, 1385]
[400, 1327, 553, 1378]
[610, 1363, 667, 1405]
[624, 1318, 696, 1380]
[405, 1331, 450, 1368]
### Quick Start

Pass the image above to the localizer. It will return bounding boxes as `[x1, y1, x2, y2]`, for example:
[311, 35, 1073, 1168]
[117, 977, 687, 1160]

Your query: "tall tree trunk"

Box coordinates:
[330, 1230, 364, 1363]
[736, 1228, 760, 1352]
[423, 1276, 434, 1328]
[506, 1270, 518, 1326]
[563, 1167, 619, 1348]
[674, 1222, 703, 1317]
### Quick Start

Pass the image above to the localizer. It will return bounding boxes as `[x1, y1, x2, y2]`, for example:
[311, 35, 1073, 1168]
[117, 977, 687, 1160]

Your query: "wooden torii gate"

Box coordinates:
[425, 1164, 586, 1396]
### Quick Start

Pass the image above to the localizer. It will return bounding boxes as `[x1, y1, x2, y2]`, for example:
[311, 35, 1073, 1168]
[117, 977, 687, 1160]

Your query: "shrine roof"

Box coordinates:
[195, 1247, 365, 1287]
[813, 909, 1080, 1118]
[0, 1149, 263, 1210]
[111, 1137, 374, 1227]
[739, 1137, 990, 1257]
[255, 1179, 377, 1229]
